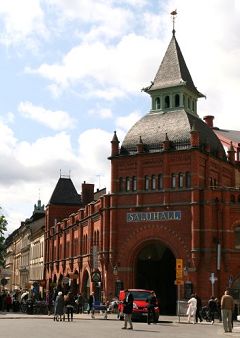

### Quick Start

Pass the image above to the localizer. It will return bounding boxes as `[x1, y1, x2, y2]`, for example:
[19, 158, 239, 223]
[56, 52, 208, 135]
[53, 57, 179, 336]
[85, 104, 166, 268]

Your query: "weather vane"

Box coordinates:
[170, 9, 177, 35]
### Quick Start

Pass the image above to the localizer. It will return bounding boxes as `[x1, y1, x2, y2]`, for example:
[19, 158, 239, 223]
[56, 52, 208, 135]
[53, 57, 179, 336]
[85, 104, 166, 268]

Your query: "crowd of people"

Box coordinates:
[186, 290, 235, 333]
[0, 287, 237, 333]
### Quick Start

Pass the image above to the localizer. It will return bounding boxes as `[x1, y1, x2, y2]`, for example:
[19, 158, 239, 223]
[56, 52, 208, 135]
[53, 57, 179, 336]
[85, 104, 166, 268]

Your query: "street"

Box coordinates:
[0, 313, 240, 338]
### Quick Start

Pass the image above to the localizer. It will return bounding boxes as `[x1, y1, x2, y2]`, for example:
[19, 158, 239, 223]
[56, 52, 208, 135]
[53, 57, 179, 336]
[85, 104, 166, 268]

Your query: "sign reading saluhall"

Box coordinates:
[126, 211, 181, 222]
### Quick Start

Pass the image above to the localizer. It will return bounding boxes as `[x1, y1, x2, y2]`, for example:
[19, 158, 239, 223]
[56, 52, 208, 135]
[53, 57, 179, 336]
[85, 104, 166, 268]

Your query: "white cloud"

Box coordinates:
[116, 111, 142, 134]
[0, 0, 48, 49]
[28, 34, 162, 99]
[18, 101, 76, 130]
[88, 107, 113, 119]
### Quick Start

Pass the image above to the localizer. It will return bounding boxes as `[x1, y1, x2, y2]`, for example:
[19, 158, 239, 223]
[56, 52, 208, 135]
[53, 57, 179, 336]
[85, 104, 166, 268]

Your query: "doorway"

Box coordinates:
[135, 241, 176, 314]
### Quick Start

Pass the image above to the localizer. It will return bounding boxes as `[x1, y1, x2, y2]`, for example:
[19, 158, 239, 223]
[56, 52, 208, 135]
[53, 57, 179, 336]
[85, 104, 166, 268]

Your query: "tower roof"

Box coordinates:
[48, 177, 81, 206]
[145, 34, 205, 98]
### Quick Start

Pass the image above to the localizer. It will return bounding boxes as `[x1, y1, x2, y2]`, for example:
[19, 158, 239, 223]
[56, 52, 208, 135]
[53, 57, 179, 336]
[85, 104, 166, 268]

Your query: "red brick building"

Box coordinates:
[45, 30, 240, 314]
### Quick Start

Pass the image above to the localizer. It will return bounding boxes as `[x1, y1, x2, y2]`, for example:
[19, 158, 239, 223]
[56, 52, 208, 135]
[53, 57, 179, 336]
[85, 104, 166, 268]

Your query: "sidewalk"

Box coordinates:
[0, 311, 175, 322]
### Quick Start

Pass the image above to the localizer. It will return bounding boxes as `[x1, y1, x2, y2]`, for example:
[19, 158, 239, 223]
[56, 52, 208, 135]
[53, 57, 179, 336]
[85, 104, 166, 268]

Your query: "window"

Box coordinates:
[183, 95, 185, 107]
[119, 177, 124, 192]
[132, 176, 137, 191]
[192, 100, 195, 112]
[235, 226, 240, 249]
[171, 174, 176, 189]
[155, 97, 161, 110]
[186, 172, 191, 188]
[175, 94, 180, 107]
[151, 175, 156, 190]
[164, 96, 170, 108]
[145, 176, 150, 190]
[179, 173, 184, 188]
[231, 195, 236, 203]
[126, 177, 131, 192]
[158, 174, 163, 190]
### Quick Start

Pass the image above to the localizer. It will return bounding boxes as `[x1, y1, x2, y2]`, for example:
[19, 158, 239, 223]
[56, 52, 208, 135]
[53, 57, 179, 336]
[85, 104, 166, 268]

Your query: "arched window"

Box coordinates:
[151, 175, 156, 190]
[183, 95, 185, 107]
[192, 100, 195, 112]
[188, 98, 190, 109]
[171, 174, 176, 189]
[119, 177, 123, 192]
[186, 172, 191, 188]
[145, 176, 150, 190]
[132, 176, 137, 191]
[178, 173, 184, 188]
[235, 226, 240, 249]
[155, 97, 160, 110]
[164, 96, 170, 108]
[231, 195, 236, 203]
[175, 94, 180, 107]
[158, 174, 163, 190]
[126, 177, 131, 192]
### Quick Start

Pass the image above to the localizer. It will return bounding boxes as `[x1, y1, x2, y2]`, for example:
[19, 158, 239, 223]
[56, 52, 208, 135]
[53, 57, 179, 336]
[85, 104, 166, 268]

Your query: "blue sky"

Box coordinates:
[0, 0, 240, 235]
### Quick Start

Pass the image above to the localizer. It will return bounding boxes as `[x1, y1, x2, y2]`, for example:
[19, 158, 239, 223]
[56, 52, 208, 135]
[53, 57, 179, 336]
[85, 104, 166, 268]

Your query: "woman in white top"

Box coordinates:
[186, 294, 197, 324]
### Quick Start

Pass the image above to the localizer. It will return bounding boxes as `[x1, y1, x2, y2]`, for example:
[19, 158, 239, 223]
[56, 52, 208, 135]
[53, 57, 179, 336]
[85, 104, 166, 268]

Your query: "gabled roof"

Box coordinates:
[146, 34, 204, 97]
[48, 177, 82, 206]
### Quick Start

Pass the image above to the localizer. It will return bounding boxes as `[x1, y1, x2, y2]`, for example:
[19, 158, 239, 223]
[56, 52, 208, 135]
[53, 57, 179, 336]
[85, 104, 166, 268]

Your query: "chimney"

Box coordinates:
[137, 136, 144, 153]
[190, 124, 200, 147]
[203, 115, 214, 128]
[227, 142, 235, 164]
[82, 181, 94, 206]
[111, 131, 119, 156]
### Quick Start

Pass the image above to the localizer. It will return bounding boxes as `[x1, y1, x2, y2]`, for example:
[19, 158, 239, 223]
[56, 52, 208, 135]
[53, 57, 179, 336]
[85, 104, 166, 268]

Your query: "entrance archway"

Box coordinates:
[135, 241, 176, 314]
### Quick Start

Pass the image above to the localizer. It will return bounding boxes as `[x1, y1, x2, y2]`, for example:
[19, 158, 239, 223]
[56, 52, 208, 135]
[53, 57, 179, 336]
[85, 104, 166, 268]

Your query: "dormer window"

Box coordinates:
[155, 97, 161, 110]
[164, 96, 170, 108]
[175, 94, 180, 107]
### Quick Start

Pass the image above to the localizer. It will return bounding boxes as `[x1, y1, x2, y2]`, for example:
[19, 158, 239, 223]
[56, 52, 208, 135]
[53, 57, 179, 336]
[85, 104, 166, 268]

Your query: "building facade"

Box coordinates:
[44, 29, 240, 314]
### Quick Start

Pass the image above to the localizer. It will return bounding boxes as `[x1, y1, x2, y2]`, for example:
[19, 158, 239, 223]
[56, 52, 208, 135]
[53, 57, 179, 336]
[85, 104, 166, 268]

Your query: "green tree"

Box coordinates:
[0, 207, 7, 267]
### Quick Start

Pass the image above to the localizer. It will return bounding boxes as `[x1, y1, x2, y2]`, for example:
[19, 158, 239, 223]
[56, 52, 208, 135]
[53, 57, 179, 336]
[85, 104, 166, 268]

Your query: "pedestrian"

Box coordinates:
[75, 293, 83, 314]
[215, 298, 222, 322]
[195, 294, 203, 323]
[46, 291, 52, 316]
[54, 291, 64, 322]
[221, 290, 234, 333]
[186, 294, 197, 324]
[5, 293, 12, 312]
[208, 296, 217, 324]
[147, 291, 158, 325]
[121, 289, 134, 330]
[88, 292, 95, 318]
[64, 291, 75, 322]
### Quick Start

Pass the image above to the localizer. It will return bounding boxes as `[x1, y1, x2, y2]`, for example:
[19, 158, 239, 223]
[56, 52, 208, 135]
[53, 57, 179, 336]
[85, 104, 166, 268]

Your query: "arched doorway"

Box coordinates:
[82, 270, 90, 304]
[135, 241, 176, 314]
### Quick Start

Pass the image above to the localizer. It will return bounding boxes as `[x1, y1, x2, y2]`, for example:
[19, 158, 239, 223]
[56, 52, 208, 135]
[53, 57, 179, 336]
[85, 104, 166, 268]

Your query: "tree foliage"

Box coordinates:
[0, 207, 7, 267]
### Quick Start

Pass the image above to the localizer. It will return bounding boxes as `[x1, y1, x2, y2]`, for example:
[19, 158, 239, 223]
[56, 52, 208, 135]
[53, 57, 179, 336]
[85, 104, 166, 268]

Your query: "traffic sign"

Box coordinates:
[176, 258, 183, 279]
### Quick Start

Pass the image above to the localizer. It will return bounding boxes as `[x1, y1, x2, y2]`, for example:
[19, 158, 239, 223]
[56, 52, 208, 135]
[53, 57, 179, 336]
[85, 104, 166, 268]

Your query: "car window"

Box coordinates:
[131, 291, 151, 300]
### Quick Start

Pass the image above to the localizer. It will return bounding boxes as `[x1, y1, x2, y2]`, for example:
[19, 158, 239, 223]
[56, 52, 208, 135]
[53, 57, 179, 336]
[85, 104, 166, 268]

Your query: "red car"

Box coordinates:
[118, 289, 159, 321]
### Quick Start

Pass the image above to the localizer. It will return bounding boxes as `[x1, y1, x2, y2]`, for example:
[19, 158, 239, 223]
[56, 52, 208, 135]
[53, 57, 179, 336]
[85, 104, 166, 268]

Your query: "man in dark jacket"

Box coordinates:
[147, 291, 158, 324]
[122, 290, 134, 330]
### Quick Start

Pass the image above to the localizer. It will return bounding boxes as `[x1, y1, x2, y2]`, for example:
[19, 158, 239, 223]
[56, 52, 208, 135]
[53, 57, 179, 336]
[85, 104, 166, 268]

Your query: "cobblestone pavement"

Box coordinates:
[0, 312, 240, 338]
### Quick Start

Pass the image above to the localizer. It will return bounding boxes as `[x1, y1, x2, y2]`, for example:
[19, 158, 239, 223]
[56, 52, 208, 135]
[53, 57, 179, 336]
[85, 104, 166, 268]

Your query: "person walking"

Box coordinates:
[195, 294, 203, 323]
[54, 291, 64, 322]
[221, 290, 234, 333]
[121, 289, 134, 330]
[75, 293, 83, 314]
[5, 293, 12, 312]
[64, 291, 75, 322]
[208, 296, 217, 324]
[186, 294, 197, 324]
[147, 291, 158, 325]
[88, 292, 95, 318]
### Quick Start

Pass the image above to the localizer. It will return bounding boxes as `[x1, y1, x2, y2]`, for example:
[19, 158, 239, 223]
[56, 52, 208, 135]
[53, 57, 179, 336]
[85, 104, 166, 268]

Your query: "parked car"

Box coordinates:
[118, 289, 159, 321]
